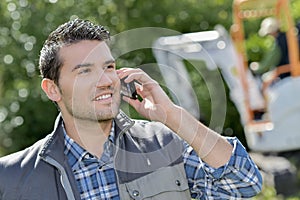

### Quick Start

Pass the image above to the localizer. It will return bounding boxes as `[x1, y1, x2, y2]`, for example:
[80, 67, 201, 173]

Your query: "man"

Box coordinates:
[256, 17, 291, 79]
[0, 19, 262, 199]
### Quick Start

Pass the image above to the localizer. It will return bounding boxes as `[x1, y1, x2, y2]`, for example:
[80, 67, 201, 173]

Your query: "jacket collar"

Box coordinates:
[38, 112, 66, 164]
[114, 110, 135, 140]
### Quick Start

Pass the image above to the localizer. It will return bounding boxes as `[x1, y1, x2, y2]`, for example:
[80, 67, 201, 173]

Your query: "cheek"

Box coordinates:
[60, 79, 84, 100]
[115, 77, 121, 87]
[114, 77, 121, 92]
[108, 72, 120, 86]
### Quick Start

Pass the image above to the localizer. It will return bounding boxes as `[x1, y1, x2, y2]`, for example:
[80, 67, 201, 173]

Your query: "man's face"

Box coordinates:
[56, 40, 121, 122]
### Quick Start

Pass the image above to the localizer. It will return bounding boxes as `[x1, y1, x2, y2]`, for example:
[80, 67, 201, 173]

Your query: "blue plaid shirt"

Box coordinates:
[64, 123, 262, 200]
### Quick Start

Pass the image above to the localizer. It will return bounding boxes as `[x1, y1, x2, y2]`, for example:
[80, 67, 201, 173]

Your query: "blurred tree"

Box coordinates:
[0, 0, 299, 155]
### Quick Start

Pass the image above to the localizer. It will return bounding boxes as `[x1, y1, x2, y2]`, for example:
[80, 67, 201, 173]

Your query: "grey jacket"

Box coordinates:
[0, 112, 191, 200]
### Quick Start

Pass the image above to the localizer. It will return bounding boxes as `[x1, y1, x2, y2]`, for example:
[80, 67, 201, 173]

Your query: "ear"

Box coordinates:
[41, 78, 61, 102]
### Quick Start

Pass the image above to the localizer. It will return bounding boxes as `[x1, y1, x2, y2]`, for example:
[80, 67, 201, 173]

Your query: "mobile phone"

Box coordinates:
[120, 77, 138, 100]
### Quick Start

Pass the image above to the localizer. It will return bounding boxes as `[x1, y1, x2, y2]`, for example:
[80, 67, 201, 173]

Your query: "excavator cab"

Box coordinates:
[152, 0, 300, 152]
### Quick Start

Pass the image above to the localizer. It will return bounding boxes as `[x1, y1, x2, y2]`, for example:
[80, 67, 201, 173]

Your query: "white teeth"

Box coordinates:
[96, 94, 111, 101]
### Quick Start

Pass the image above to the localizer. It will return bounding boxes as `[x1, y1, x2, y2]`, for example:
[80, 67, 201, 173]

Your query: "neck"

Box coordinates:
[63, 116, 113, 158]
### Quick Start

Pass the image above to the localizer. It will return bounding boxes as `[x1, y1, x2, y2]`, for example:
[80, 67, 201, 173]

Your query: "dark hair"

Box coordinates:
[39, 18, 110, 85]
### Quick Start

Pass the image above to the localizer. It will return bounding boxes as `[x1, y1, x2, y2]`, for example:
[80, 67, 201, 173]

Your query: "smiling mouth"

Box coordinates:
[95, 94, 112, 101]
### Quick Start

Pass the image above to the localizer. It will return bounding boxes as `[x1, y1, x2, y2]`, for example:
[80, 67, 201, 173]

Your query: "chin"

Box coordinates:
[97, 109, 119, 121]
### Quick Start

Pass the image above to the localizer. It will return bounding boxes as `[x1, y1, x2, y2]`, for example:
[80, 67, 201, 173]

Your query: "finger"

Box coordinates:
[117, 68, 141, 80]
[118, 68, 153, 85]
[122, 96, 141, 110]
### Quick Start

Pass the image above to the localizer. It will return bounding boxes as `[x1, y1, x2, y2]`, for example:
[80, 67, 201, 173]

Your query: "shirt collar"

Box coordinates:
[63, 120, 116, 170]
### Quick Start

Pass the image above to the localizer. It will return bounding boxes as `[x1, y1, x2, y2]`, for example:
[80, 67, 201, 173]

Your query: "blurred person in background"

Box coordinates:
[254, 17, 297, 79]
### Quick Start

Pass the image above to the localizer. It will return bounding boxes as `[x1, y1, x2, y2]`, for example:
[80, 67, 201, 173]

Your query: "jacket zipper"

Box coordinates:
[41, 156, 76, 200]
[114, 119, 135, 198]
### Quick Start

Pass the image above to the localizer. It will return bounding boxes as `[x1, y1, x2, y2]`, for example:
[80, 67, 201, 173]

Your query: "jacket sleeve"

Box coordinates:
[183, 137, 263, 199]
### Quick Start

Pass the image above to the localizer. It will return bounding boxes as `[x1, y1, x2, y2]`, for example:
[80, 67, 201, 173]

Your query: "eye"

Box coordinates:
[104, 65, 115, 71]
[108, 65, 115, 69]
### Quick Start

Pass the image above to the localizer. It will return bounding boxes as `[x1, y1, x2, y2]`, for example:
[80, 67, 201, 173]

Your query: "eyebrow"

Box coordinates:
[71, 59, 115, 72]
[72, 63, 93, 72]
[104, 59, 116, 65]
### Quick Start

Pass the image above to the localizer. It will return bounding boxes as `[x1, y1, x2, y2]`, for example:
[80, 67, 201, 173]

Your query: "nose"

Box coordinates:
[96, 71, 113, 88]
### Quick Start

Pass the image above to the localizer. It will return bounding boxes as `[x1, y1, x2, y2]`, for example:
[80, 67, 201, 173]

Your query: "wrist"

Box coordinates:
[164, 105, 187, 136]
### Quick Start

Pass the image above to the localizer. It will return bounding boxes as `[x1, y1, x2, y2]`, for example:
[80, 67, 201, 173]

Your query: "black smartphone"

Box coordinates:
[120, 77, 138, 100]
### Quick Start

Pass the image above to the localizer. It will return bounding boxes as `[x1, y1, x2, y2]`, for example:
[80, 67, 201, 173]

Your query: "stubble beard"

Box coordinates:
[62, 93, 121, 123]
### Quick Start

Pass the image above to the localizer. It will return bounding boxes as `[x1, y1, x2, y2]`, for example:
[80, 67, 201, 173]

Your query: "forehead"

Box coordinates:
[59, 40, 113, 67]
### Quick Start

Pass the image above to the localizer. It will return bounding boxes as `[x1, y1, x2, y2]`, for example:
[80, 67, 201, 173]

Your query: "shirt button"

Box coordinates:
[175, 180, 181, 186]
[132, 190, 139, 197]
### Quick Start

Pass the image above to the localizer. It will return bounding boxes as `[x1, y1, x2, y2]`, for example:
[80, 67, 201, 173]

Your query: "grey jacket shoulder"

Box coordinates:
[0, 114, 78, 200]
[0, 136, 47, 173]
